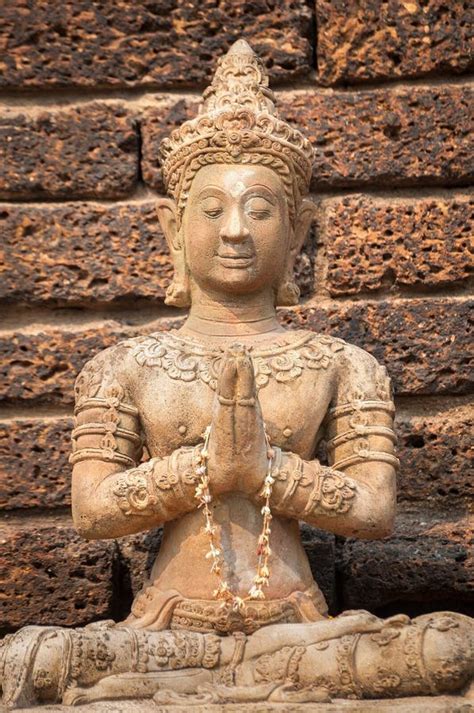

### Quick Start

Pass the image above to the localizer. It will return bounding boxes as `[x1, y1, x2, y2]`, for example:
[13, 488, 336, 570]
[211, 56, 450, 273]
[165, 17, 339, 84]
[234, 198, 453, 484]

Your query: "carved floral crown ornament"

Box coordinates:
[159, 39, 314, 224]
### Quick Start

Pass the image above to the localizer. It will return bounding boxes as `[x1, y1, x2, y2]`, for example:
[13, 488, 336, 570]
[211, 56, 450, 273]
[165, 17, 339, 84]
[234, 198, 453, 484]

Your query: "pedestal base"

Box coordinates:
[7, 696, 473, 713]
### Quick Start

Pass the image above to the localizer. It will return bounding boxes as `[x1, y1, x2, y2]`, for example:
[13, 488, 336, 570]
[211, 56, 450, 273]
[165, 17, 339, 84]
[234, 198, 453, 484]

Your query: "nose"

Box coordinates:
[219, 206, 250, 243]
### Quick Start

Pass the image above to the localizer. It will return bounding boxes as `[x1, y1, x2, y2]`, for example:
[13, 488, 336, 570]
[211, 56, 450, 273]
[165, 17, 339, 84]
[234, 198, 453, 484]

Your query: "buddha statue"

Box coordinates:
[1, 40, 472, 709]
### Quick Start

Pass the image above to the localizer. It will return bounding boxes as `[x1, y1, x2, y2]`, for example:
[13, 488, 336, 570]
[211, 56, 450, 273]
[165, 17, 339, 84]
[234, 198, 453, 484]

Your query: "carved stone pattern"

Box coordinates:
[97, 381, 125, 459]
[425, 616, 470, 692]
[72, 353, 142, 466]
[112, 461, 158, 516]
[74, 353, 110, 407]
[139, 630, 220, 672]
[335, 634, 363, 699]
[372, 668, 402, 695]
[125, 331, 345, 392]
[371, 626, 401, 647]
[328, 393, 399, 473]
[403, 624, 427, 694]
[301, 467, 357, 517]
[91, 639, 116, 671]
[171, 598, 298, 636]
[255, 645, 299, 684]
[160, 42, 314, 221]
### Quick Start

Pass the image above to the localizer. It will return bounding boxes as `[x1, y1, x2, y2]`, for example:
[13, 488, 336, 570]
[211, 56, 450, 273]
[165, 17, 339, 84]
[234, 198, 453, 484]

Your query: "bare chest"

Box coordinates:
[125, 331, 344, 460]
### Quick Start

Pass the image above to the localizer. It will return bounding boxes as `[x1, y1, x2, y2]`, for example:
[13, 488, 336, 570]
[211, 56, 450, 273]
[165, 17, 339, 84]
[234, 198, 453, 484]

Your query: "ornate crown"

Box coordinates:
[160, 39, 314, 221]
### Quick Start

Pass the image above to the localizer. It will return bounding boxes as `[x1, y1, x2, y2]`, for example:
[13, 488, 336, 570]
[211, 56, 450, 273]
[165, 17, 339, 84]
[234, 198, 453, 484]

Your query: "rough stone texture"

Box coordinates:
[0, 0, 313, 90]
[318, 193, 474, 296]
[338, 513, 474, 616]
[116, 529, 163, 607]
[282, 297, 473, 396]
[300, 525, 337, 613]
[279, 85, 474, 190]
[396, 405, 474, 506]
[11, 696, 474, 713]
[0, 202, 171, 306]
[0, 418, 73, 510]
[141, 85, 474, 191]
[0, 104, 138, 200]
[316, 0, 474, 86]
[0, 319, 183, 406]
[0, 200, 315, 307]
[0, 520, 117, 633]
[0, 324, 129, 406]
[140, 97, 200, 193]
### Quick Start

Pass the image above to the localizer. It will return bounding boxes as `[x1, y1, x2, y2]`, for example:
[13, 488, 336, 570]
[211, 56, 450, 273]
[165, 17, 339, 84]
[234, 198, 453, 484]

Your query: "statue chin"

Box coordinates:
[2, 39, 472, 710]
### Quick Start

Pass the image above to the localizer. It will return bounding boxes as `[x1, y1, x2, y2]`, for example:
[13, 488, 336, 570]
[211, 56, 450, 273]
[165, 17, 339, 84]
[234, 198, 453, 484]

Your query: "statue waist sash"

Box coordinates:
[124, 581, 328, 635]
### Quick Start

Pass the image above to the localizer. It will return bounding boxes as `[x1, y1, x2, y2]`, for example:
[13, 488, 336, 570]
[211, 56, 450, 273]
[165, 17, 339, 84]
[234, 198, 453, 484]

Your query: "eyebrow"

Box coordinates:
[196, 183, 278, 203]
[242, 185, 277, 205]
[197, 186, 226, 198]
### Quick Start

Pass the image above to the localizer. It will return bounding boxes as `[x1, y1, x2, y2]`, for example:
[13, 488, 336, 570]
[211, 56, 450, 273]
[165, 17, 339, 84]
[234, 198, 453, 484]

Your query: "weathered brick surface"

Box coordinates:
[2, 299, 470, 407]
[0, 520, 117, 633]
[0, 0, 313, 90]
[142, 85, 474, 191]
[282, 298, 473, 396]
[0, 319, 182, 406]
[300, 526, 337, 613]
[0, 325, 129, 406]
[116, 529, 164, 603]
[0, 104, 138, 200]
[140, 97, 199, 193]
[0, 200, 315, 307]
[0, 418, 73, 510]
[316, 0, 474, 86]
[338, 514, 474, 615]
[396, 406, 474, 506]
[0, 202, 170, 306]
[318, 194, 474, 296]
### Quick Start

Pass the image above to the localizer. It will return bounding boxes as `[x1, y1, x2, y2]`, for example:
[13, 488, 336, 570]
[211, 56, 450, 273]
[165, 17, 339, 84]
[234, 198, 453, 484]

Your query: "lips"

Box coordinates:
[217, 253, 254, 267]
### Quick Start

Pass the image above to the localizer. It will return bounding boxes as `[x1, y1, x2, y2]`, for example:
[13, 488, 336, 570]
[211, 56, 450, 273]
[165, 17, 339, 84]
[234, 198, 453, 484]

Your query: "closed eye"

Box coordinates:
[247, 210, 272, 220]
[203, 208, 224, 219]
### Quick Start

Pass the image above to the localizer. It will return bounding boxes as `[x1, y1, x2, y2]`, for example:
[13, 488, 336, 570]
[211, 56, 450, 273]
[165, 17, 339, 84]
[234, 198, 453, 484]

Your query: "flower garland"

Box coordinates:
[194, 424, 275, 611]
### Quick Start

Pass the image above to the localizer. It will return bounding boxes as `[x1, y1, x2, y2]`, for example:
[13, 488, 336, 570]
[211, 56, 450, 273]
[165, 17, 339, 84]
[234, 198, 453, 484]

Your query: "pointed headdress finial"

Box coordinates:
[160, 40, 314, 219]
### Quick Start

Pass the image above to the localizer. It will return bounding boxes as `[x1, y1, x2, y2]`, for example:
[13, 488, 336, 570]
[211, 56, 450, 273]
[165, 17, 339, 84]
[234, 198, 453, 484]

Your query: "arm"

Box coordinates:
[266, 356, 398, 539]
[70, 350, 199, 539]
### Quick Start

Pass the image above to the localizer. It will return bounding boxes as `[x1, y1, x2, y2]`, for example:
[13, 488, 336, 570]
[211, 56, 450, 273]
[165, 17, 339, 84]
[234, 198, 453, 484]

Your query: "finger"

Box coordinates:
[216, 349, 238, 404]
[235, 350, 256, 405]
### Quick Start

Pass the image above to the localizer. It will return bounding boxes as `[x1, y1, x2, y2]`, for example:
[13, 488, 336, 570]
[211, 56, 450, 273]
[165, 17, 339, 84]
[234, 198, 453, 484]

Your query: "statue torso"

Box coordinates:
[117, 329, 346, 604]
[126, 329, 344, 461]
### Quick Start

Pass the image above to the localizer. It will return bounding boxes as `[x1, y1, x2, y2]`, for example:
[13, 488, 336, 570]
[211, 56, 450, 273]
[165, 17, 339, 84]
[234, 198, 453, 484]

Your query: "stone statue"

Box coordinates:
[1, 40, 472, 709]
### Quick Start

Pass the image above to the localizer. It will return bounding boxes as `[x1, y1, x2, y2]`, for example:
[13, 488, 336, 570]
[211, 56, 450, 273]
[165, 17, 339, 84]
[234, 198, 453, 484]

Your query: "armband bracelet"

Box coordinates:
[112, 447, 200, 518]
[302, 468, 357, 516]
[273, 451, 312, 510]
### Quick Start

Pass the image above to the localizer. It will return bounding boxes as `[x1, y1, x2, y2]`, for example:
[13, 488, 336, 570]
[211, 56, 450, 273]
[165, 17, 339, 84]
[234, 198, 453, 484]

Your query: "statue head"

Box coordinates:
[156, 39, 315, 308]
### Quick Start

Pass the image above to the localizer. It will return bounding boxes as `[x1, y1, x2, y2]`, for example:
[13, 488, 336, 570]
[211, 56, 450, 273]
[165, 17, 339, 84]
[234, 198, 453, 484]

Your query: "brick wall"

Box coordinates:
[1, 1, 473, 633]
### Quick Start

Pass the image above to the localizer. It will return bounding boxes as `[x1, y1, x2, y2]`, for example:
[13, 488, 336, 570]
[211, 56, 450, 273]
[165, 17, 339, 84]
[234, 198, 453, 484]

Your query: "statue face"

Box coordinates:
[182, 164, 290, 297]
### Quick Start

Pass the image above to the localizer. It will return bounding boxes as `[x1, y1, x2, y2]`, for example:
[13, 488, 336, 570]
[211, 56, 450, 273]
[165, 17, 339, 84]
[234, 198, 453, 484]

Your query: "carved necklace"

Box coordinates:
[194, 424, 276, 610]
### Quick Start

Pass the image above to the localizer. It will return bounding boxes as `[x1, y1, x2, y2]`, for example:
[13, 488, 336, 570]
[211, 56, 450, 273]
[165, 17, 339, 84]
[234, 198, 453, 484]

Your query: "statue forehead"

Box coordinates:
[188, 164, 285, 198]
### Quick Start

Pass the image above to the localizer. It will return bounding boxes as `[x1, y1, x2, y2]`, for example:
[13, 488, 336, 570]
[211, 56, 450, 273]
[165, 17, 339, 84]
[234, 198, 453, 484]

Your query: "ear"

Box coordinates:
[290, 198, 316, 258]
[156, 197, 180, 251]
[156, 197, 191, 308]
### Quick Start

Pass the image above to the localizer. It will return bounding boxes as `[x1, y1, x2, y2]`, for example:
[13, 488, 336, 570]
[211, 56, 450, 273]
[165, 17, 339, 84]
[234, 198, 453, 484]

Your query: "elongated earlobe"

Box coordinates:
[275, 199, 316, 307]
[156, 199, 191, 308]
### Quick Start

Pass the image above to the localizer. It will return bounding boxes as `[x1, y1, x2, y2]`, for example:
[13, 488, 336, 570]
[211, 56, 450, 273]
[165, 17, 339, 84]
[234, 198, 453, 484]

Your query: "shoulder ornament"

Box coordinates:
[125, 331, 345, 392]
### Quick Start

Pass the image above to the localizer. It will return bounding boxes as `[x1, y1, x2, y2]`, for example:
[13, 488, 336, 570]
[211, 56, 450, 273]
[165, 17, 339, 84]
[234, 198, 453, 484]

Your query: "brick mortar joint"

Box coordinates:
[0, 74, 472, 114]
